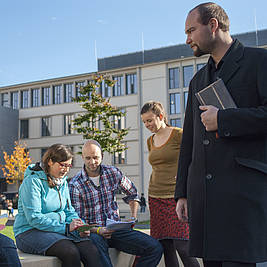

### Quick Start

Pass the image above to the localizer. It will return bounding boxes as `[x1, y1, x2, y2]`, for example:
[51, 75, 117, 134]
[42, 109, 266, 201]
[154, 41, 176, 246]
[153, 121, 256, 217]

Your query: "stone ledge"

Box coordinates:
[18, 250, 61, 267]
[18, 248, 137, 267]
[18, 230, 196, 267]
[18, 230, 152, 267]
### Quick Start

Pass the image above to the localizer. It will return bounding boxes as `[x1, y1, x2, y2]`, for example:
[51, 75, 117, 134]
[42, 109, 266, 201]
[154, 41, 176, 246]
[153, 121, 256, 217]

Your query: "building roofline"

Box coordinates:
[99, 28, 267, 61]
[98, 29, 267, 71]
[0, 71, 97, 90]
[2, 29, 267, 89]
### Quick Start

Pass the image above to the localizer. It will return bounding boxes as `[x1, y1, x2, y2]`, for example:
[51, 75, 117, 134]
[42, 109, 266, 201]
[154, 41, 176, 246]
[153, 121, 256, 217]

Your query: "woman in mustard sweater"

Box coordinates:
[141, 101, 199, 267]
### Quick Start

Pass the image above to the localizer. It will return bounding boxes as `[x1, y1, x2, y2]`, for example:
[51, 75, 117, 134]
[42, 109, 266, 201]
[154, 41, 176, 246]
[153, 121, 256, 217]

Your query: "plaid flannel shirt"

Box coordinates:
[68, 164, 140, 226]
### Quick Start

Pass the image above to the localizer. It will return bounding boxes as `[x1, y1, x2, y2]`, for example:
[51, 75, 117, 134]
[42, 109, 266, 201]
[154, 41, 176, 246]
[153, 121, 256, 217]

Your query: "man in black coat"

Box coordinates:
[175, 2, 267, 267]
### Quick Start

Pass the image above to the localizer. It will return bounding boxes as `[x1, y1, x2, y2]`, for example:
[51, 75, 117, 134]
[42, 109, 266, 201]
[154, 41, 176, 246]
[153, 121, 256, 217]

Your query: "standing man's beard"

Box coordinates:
[193, 43, 212, 57]
[193, 38, 216, 57]
[194, 45, 207, 57]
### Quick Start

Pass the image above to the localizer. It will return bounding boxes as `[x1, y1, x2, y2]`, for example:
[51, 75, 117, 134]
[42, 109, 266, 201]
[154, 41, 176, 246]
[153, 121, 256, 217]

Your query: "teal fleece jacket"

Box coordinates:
[13, 164, 79, 237]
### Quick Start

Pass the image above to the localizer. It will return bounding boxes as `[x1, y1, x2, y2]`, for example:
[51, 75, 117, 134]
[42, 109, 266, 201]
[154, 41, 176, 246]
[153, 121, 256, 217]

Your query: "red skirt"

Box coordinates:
[149, 196, 189, 240]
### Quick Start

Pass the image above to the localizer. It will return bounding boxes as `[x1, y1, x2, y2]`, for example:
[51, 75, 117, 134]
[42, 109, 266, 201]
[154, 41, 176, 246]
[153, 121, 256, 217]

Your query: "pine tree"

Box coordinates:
[73, 75, 129, 153]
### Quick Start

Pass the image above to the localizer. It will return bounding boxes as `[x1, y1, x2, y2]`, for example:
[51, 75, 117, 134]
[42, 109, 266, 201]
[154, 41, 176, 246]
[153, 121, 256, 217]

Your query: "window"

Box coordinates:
[20, 90, 29, 109]
[31, 88, 40, 107]
[113, 76, 124, 96]
[76, 81, 85, 97]
[86, 117, 99, 129]
[197, 63, 206, 71]
[41, 117, 51, 136]
[169, 67, 180, 89]
[20, 119, 29, 139]
[42, 87, 50, 106]
[184, 91, 188, 109]
[64, 114, 75, 135]
[100, 81, 112, 98]
[53, 85, 62, 104]
[64, 83, 73, 103]
[113, 108, 126, 130]
[11, 91, 19, 109]
[126, 74, 137, 95]
[113, 151, 126, 165]
[170, 93, 181, 114]
[183, 65, 194, 87]
[1, 93, 9, 107]
[87, 80, 95, 98]
[170, 118, 182, 128]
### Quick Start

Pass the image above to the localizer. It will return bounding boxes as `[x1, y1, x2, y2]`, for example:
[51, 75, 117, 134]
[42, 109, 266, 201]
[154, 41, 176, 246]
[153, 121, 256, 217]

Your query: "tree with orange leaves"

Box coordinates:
[1, 141, 31, 184]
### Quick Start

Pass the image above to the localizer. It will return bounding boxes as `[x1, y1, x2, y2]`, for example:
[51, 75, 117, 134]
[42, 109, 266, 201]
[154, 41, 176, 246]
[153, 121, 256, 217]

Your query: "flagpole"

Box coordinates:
[254, 9, 258, 47]
[142, 32, 145, 64]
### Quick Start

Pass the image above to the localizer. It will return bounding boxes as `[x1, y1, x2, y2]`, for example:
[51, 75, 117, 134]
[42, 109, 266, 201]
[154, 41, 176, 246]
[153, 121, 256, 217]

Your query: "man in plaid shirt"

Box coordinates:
[69, 140, 162, 267]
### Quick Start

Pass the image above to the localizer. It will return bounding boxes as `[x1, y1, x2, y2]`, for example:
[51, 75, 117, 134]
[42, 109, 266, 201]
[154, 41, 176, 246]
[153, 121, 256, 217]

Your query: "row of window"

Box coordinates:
[20, 117, 54, 138]
[100, 74, 137, 97]
[1, 74, 137, 109]
[169, 63, 205, 89]
[20, 112, 126, 139]
[167, 63, 206, 125]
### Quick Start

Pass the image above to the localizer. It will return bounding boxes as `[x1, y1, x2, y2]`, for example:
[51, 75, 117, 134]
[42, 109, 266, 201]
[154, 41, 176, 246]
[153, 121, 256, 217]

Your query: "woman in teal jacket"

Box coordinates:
[13, 144, 102, 267]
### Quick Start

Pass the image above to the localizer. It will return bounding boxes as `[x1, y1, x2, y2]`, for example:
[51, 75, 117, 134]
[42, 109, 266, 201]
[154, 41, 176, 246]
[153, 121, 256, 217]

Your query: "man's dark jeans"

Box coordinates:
[90, 229, 163, 267]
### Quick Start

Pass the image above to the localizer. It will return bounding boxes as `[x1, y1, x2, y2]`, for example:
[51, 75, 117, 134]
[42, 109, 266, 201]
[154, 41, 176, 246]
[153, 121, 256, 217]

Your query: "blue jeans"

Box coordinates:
[90, 229, 163, 267]
[0, 234, 21, 267]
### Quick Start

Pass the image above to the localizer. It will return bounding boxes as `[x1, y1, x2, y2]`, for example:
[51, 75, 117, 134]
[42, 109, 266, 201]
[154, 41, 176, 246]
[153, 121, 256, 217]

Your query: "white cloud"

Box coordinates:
[97, 19, 107, 25]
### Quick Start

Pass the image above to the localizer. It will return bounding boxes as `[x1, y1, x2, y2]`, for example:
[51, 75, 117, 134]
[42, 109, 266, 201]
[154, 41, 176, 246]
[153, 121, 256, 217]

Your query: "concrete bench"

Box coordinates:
[17, 229, 200, 267]
[18, 247, 201, 267]
[18, 248, 137, 267]
[17, 229, 166, 267]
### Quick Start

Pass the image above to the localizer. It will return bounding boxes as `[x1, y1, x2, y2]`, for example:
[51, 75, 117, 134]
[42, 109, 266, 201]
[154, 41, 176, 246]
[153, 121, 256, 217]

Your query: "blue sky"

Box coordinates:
[1, 0, 267, 86]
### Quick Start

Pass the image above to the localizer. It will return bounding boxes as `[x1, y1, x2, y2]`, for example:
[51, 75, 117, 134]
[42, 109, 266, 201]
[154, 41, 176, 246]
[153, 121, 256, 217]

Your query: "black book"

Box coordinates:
[195, 78, 237, 109]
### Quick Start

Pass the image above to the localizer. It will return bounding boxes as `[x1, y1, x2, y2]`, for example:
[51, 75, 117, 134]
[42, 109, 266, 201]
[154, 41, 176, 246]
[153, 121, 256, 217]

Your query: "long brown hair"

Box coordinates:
[140, 101, 169, 126]
[42, 144, 73, 187]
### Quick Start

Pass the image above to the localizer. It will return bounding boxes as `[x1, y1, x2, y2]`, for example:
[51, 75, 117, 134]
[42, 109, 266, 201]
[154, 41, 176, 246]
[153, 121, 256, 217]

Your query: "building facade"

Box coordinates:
[0, 106, 18, 192]
[1, 29, 267, 199]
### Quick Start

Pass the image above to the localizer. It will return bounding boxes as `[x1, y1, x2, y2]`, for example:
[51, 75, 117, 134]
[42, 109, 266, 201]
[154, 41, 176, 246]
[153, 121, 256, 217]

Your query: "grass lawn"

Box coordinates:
[136, 220, 150, 225]
[1, 226, 15, 241]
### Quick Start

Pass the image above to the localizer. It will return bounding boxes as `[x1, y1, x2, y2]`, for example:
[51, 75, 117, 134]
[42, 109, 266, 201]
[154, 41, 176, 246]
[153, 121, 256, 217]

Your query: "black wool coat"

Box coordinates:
[175, 39, 267, 262]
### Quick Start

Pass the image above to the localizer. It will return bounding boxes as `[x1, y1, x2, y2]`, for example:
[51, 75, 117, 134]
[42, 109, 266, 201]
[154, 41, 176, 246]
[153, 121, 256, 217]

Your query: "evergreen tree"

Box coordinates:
[73, 75, 129, 154]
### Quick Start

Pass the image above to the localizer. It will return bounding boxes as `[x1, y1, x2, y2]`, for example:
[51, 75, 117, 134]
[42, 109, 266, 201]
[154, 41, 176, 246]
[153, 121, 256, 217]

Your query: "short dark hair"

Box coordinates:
[190, 2, 230, 32]
[42, 144, 73, 174]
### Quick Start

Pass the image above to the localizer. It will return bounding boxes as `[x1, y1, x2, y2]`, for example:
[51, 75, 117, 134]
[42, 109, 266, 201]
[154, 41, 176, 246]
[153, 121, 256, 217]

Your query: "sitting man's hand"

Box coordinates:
[97, 227, 114, 239]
